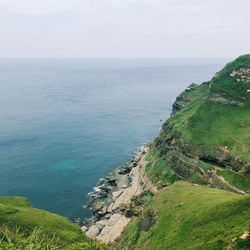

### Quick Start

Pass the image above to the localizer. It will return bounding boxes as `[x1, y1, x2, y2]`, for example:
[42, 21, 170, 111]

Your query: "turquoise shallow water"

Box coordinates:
[0, 59, 224, 219]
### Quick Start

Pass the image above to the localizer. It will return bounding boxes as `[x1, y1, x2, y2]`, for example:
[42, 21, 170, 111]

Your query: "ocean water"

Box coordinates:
[0, 59, 225, 219]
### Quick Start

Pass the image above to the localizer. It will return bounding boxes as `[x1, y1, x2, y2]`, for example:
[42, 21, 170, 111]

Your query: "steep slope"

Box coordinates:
[117, 55, 250, 250]
[0, 196, 109, 249]
[118, 182, 250, 250]
[146, 55, 250, 192]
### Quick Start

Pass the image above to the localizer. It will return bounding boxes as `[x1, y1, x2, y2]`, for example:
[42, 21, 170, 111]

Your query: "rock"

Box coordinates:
[85, 225, 100, 239]
[96, 213, 130, 243]
[93, 203, 102, 213]
[112, 190, 123, 199]
[106, 177, 117, 186]
[132, 162, 137, 167]
[101, 206, 107, 214]
[96, 220, 107, 230]
[118, 167, 130, 175]
[81, 226, 88, 233]
[105, 213, 112, 219]
[100, 186, 112, 192]
[107, 202, 114, 213]
[96, 223, 104, 230]
[99, 190, 108, 198]
[134, 155, 141, 163]
[126, 163, 136, 171]
[97, 220, 107, 227]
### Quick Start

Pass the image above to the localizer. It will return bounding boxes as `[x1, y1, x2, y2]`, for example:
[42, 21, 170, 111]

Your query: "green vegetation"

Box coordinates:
[0, 196, 110, 250]
[117, 55, 250, 250]
[217, 169, 250, 193]
[118, 182, 250, 250]
[149, 55, 250, 192]
[145, 147, 177, 188]
[1, 55, 250, 249]
[174, 55, 250, 162]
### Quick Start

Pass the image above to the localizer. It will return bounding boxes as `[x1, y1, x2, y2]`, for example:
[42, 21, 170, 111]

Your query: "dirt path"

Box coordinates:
[211, 169, 246, 195]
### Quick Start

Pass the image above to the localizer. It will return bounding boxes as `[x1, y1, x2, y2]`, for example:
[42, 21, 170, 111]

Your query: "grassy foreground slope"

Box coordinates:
[118, 182, 250, 250]
[0, 196, 109, 249]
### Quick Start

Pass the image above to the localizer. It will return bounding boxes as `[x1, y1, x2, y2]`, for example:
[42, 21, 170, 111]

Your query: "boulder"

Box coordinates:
[85, 225, 100, 239]
[106, 177, 117, 186]
[81, 226, 88, 233]
[118, 167, 130, 175]
[96, 220, 107, 230]
[134, 155, 142, 163]
[105, 213, 112, 219]
[93, 203, 102, 213]
[99, 190, 108, 198]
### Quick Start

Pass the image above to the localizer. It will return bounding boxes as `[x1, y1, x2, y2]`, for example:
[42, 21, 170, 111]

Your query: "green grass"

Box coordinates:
[151, 55, 250, 192]
[0, 196, 83, 242]
[119, 56, 250, 249]
[0, 196, 110, 250]
[217, 169, 250, 193]
[0, 226, 110, 250]
[145, 146, 177, 188]
[118, 182, 250, 250]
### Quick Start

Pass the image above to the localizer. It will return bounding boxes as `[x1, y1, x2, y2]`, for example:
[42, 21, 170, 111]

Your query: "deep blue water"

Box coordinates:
[0, 59, 225, 219]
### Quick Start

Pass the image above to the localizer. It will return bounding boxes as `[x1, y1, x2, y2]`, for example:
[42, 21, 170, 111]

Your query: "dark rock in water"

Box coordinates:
[106, 176, 117, 186]
[100, 186, 112, 192]
[118, 167, 130, 175]
[127, 163, 136, 171]
[99, 190, 108, 198]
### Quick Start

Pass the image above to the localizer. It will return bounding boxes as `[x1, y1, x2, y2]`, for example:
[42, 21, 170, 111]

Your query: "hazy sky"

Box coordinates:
[0, 0, 249, 58]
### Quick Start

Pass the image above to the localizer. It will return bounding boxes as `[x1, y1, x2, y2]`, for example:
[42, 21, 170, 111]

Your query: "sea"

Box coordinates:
[0, 58, 227, 219]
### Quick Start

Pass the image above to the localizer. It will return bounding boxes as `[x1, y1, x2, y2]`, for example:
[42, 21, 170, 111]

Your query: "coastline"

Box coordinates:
[82, 144, 157, 244]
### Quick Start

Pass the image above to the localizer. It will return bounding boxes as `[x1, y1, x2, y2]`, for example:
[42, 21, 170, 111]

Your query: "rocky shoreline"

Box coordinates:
[81, 144, 156, 244]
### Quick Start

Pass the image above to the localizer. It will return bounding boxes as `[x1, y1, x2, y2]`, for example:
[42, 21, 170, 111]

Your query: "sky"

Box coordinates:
[0, 0, 249, 58]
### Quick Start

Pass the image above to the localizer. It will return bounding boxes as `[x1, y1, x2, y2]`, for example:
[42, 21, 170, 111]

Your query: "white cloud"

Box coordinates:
[0, 0, 249, 57]
[0, 0, 73, 15]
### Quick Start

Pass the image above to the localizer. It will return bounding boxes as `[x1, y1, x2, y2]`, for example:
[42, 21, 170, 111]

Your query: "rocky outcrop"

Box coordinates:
[96, 214, 130, 243]
[83, 146, 156, 244]
[85, 225, 100, 239]
[171, 83, 199, 115]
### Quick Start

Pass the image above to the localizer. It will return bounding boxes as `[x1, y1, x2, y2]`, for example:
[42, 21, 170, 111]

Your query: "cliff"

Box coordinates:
[117, 55, 250, 249]
[146, 55, 250, 193]
[1, 55, 250, 250]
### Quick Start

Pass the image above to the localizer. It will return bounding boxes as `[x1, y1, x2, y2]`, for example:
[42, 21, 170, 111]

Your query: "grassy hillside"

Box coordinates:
[1, 55, 250, 249]
[0, 196, 109, 249]
[146, 55, 250, 191]
[117, 55, 250, 250]
[118, 182, 250, 250]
